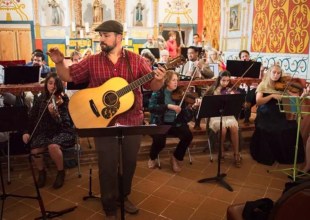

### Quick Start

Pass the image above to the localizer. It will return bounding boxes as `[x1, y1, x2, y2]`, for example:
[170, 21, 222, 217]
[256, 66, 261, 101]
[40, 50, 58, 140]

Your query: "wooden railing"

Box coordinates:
[0, 83, 44, 95]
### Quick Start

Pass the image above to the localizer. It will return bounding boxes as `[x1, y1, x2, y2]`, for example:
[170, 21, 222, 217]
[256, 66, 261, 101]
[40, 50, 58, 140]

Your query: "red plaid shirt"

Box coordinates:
[70, 48, 152, 126]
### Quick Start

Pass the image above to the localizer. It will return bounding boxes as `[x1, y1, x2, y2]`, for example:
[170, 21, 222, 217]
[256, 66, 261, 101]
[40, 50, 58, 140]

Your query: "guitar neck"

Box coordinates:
[117, 72, 154, 97]
[115, 56, 182, 98]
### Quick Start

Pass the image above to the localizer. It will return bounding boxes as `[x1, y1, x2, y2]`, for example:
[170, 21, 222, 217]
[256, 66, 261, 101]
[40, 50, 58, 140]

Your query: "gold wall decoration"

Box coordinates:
[0, 0, 28, 21]
[33, 0, 41, 38]
[162, 0, 193, 25]
[252, 0, 309, 54]
[153, 0, 159, 38]
[202, 0, 220, 50]
[74, 0, 82, 27]
[114, 0, 125, 23]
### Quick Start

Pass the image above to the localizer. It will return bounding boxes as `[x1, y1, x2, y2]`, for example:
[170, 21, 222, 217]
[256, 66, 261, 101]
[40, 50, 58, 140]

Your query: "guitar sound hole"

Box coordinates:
[103, 92, 118, 106]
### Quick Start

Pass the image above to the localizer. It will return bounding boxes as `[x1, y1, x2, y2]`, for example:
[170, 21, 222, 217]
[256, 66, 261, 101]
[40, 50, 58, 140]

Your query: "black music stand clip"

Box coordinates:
[76, 124, 170, 220]
[196, 94, 245, 192]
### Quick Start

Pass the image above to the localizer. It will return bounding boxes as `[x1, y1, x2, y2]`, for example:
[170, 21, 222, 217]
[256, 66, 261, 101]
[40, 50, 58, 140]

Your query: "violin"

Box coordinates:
[172, 86, 199, 105]
[50, 92, 64, 121]
[219, 87, 241, 95]
[274, 76, 304, 94]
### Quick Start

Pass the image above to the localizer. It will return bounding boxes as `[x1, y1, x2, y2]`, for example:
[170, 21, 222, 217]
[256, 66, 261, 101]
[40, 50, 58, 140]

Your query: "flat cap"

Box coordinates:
[95, 20, 123, 34]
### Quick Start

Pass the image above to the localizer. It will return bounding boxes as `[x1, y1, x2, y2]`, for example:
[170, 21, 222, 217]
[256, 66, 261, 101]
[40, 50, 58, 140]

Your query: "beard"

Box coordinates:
[100, 39, 117, 54]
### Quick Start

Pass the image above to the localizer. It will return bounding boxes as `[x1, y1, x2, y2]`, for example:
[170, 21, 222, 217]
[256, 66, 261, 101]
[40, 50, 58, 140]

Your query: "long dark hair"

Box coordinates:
[207, 70, 232, 95]
[214, 70, 231, 88]
[44, 72, 64, 97]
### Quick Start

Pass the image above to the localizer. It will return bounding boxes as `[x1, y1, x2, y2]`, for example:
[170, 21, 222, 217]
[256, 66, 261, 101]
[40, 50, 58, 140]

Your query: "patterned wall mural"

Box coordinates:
[202, 0, 220, 50]
[0, 0, 29, 20]
[251, 0, 310, 54]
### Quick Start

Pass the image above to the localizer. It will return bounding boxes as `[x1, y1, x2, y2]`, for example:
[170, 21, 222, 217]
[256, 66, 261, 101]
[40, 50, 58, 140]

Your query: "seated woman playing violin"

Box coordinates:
[147, 70, 199, 172]
[22, 73, 76, 189]
[206, 70, 241, 168]
[250, 64, 305, 165]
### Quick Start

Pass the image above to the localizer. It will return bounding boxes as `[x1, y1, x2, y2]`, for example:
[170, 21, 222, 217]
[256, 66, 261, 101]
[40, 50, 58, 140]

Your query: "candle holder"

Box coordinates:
[72, 31, 77, 39]
[66, 45, 70, 57]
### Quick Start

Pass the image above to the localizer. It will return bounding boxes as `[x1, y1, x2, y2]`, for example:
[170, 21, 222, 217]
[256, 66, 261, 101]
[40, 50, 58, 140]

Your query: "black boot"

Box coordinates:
[37, 170, 46, 188]
[244, 107, 251, 123]
[53, 170, 65, 189]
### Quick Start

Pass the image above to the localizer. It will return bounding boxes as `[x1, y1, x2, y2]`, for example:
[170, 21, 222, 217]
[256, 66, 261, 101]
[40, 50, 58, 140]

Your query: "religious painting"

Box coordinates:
[229, 4, 240, 31]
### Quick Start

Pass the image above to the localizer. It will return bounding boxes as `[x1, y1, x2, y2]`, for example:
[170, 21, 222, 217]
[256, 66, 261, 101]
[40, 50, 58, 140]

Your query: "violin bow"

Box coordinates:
[28, 90, 57, 142]
[176, 66, 198, 115]
[299, 82, 310, 105]
[229, 45, 266, 92]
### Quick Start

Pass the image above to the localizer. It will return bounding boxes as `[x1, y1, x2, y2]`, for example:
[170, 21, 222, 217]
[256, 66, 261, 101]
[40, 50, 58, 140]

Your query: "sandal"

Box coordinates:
[234, 153, 241, 168]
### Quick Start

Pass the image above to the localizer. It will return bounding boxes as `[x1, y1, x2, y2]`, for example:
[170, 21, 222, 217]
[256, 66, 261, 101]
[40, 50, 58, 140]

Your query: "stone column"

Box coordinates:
[33, 0, 41, 38]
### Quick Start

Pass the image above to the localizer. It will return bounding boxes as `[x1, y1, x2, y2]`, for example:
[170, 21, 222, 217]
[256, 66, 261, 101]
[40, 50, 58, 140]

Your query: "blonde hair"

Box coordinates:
[207, 48, 219, 63]
[257, 64, 283, 94]
[168, 31, 176, 37]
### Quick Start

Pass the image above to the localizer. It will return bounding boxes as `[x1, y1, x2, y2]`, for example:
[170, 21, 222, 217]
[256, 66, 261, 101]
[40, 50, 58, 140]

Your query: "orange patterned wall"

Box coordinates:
[202, 0, 220, 50]
[251, 0, 310, 54]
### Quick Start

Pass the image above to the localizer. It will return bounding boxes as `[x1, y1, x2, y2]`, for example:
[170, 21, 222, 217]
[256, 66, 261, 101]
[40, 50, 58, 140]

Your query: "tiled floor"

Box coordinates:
[0, 122, 298, 220]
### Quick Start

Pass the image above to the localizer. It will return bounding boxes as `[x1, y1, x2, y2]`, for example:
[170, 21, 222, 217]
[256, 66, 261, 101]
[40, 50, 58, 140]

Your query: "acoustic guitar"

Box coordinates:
[68, 56, 184, 129]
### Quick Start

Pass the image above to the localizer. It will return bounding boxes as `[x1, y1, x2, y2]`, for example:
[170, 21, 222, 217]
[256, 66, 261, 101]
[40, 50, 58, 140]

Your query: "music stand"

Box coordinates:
[226, 60, 261, 78]
[4, 66, 40, 84]
[67, 81, 89, 90]
[196, 94, 245, 192]
[0, 106, 77, 219]
[268, 96, 310, 181]
[76, 124, 170, 220]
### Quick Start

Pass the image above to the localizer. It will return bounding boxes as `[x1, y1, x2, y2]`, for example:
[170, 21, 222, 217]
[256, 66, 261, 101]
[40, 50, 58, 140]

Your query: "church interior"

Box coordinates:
[0, 0, 310, 219]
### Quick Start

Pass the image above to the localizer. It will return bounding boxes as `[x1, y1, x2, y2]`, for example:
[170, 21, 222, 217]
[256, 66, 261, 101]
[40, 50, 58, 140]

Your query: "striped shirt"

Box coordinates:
[70, 48, 152, 126]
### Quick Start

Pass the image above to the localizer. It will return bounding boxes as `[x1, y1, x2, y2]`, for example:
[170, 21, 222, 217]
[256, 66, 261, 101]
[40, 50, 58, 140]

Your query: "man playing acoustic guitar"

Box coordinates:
[47, 20, 166, 219]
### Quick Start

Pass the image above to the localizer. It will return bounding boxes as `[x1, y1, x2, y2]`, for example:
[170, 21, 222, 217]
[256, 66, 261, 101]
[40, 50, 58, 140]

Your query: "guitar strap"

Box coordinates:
[124, 49, 142, 92]
[124, 49, 134, 83]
